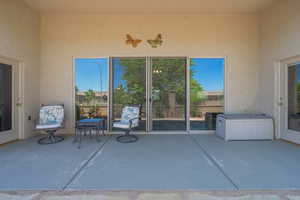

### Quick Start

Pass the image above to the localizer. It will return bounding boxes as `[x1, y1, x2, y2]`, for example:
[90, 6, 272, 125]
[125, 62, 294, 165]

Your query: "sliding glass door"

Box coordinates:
[110, 57, 187, 132]
[150, 57, 187, 131]
[111, 57, 147, 131]
[75, 58, 109, 128]
[74, 57, 225, 133]
[189, 58, 225, 131]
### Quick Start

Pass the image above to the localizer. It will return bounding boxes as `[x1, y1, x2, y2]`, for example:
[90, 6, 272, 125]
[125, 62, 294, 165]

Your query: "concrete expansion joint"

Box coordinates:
[61, 136, 113, 190]
[189, 135, 239, 190]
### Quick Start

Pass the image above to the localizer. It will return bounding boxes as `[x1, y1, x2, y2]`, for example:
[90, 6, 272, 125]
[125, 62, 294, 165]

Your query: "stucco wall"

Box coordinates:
[40, 14, 260, 132]
[0, 0, 40, 138]
[259, 0, 300, 116]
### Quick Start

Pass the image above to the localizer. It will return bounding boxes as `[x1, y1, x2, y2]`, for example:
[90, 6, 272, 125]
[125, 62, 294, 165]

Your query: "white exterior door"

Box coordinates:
[278, 58, 300, 144]
[0, 57, 20, 144]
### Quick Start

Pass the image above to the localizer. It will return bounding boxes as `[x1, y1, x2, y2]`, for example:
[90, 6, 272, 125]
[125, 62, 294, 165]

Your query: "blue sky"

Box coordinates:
[190, 58, 224, 91]
[75, 58, 224, 92]
[75, 58, 108, 92]
[112, 58, 127, 89]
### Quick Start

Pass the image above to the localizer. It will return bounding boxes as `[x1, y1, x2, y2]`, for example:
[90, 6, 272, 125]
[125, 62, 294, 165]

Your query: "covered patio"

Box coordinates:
[2, 0, 300, 198]
[1, 134, 300, 191]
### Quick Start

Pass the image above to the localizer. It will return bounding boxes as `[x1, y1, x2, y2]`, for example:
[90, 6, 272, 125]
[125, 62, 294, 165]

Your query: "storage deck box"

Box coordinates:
[216, 114, 274, 141]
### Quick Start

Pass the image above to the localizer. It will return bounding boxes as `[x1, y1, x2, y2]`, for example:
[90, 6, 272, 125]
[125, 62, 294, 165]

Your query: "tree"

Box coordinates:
[113, 58, 205, 118]
[84, 89, 96, 105]
[83, 89, 97, 118]
[119, 58, 146, 105]
[75, 86, 79, 94]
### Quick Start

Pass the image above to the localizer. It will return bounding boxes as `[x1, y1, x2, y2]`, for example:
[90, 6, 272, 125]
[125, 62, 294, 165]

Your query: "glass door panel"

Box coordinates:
[151, 57, 187, 131]
[111, 57, 146, 131]
[190, 58, 224, 130]
[75, 58, 109, 129]
[287, 63, 300, 132]
[0, 63, 12, 133]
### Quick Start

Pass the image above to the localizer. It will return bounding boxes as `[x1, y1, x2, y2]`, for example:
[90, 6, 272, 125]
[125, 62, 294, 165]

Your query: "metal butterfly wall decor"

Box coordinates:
[147, 34, 163, 48]
[126, 34, 142, 48]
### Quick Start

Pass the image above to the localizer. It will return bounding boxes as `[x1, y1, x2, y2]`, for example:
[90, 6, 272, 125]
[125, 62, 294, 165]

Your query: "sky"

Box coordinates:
[75, 58, 224, 92]
[190, 58, 224, 91]
[112, 58, 127, 89]
[75, 58, 108, 92]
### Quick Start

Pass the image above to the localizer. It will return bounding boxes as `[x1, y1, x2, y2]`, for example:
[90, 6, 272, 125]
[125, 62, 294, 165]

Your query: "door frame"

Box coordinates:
[0, 55, 24, 144]
[276, 55, 300, 144]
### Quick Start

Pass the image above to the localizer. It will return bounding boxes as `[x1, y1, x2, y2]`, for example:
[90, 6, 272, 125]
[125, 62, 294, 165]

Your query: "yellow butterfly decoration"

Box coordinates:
[147, 34, 163, 48]
[126, 34, 142, 48]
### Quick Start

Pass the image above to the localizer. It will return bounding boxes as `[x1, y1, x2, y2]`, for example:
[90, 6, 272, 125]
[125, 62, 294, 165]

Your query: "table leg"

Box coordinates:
[78, 129, 82, 149]
[73, 127, 78, 143]
[96, 126, 101, 142]
[89, 128, 92, 139]
[102, 120, 105, 135]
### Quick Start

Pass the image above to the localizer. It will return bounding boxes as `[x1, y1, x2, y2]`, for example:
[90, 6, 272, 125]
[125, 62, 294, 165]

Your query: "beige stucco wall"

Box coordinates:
[259, 0, 300, 116]
[40, 14, 260, 132]
[0, 0, 40, 138]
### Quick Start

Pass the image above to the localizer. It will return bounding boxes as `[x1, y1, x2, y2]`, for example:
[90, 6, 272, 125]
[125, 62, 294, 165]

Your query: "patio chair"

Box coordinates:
[36, 104, 65, 144]
[113, 105, 140, 143]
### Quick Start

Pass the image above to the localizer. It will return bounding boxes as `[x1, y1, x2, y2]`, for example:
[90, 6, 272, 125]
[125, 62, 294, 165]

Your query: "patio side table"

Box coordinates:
[74, 118, 105, 148]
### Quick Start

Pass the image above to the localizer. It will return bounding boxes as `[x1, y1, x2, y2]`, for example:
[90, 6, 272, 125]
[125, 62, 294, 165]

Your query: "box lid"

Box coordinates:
[217, 114, 272, 120]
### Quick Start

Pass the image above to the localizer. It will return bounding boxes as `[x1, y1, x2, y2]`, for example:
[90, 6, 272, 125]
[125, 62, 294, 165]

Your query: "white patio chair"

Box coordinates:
[36, 104, 65, 144]
[113, 105, 140, 143]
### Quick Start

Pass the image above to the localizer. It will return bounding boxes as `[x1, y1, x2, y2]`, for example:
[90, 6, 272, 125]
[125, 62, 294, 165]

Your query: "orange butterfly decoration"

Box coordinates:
[126, 34, 142, 48]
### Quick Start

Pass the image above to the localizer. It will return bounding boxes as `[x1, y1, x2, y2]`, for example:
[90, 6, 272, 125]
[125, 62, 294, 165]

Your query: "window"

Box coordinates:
[75, 58, 108, 128]
[190, 58, 224, 130]
[111, 57, 146, 131]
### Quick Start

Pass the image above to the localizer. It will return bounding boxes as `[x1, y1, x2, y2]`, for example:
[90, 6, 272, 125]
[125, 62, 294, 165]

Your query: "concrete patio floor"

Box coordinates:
[0, 134, 300, 192]
[2, 190, 300, 200]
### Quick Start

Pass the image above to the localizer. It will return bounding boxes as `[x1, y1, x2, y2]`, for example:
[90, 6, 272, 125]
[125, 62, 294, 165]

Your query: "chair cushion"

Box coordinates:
[113, 122, 130, 129]
[120, 106, 140, 128]
[36, 123, 62, 130]
[39, 105, 64, 125]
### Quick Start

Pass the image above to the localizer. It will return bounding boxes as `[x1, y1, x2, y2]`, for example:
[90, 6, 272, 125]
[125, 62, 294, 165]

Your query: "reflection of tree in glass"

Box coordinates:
[113, 58, 205, 118]
[84, 89, 96, 105]
[151, 58, 186, 114]
[190, 59, 206, 104]
[114, 58, 205, 117]
[84, 89, 96, 118]
[297, 83, 300, 113]
[114, 58, 146, 106]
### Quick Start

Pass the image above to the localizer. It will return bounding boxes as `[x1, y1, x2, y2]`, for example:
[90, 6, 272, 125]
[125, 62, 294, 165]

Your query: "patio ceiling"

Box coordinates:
[24, 0, 275, 14]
